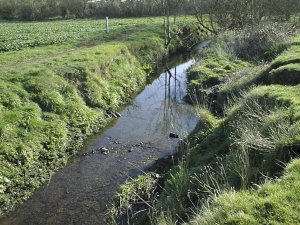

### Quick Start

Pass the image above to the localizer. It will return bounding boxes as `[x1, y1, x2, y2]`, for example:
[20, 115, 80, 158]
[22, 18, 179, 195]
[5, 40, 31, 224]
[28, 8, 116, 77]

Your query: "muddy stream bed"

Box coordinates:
[0, 48, 205, 225]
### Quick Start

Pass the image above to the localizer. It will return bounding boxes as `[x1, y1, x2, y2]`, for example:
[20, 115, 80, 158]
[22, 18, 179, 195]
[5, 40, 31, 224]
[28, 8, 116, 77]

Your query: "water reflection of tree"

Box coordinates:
[121, 60, 196, 143]
[149, 64, 196, 139]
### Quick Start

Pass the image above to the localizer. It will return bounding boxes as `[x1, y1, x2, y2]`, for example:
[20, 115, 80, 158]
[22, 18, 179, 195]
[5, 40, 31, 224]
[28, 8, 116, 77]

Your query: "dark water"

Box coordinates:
[0, 55, 199, 225]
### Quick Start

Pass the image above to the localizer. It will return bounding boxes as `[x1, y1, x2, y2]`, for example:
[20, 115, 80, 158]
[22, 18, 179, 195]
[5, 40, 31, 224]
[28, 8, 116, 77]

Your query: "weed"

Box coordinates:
[228, 22, 294, 61]
[107, 173, 157, 224]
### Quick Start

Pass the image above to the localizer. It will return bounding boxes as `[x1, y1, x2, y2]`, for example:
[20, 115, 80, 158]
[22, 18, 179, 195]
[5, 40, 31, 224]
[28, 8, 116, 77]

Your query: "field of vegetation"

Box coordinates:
[1, 1, 300, 223]
[0, 20, 102, 52]
[109, 22, 300, 225]
[0, 16, 202, 216]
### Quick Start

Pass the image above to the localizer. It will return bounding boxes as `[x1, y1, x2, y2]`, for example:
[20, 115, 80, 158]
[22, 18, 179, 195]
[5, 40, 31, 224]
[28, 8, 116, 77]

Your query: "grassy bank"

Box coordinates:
[109, 24, 300, 224]
[185, 158, 300, 225]
[153, 27, 300, 224]
[0, 17, 203, 216]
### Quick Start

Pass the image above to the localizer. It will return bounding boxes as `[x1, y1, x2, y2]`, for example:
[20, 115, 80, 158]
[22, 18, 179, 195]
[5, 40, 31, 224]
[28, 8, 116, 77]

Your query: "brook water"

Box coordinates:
[0, 52, 201, 225]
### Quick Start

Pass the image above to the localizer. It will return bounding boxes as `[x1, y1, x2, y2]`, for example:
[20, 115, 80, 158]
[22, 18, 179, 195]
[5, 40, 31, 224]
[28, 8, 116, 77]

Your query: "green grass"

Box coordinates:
[0, 18, 164, 52]
[186, 158, 300, 225]
[270, 45, 300, 68]
[215, 65, 268, 109]
[0, 17, 199, 66]
[149, 32, 300, 225]
[0, 16, 203, 216]
[0, 19, 100, 51]
[214, 34, 300, 112]
[188, 56, 248, 89]
[186, 35, 250, 103]
[152, 86, 300, 225]
[263, 40, 300, 85]
[269, 63, 300, 85]
[187, 85, 300, 176]
[187, 32, 299, 108]
[107, 173, 157, 225]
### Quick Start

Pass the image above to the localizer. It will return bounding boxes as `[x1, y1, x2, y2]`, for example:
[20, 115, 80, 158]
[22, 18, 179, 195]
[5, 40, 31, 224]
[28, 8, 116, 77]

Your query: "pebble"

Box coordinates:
[99, 147, 109, 154]
[169, 133, 179, 138]
[115, 112, 121, 117]
[105, 110, 121, 118]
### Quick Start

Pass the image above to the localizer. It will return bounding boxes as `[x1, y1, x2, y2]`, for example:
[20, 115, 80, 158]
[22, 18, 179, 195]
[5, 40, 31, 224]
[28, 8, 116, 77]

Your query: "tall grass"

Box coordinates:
[223, 22, 294, 61]
[151, 84, 300, 225]
[107, 173, 157, 225]
[185, 158, 300, 225]
[151, 27, 300, 225]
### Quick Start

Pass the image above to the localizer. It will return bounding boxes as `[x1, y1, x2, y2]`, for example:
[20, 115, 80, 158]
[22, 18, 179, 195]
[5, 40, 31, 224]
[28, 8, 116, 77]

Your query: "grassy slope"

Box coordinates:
[188, 48, 249, 89]
[153, 33, 300, 225]
[186, 158, 300, 225]
[0, 17, 201, 216]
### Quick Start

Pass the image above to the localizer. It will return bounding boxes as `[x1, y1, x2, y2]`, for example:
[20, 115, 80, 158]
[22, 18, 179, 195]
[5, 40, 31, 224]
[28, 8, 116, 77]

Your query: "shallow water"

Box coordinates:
[0, 55, 199, 225]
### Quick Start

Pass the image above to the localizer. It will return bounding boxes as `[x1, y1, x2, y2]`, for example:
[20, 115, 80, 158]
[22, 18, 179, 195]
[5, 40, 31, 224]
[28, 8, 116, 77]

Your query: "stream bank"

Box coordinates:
[0, 17, 206, 217]
[0, 50, 201, 225]
[146, 31, 300, 225]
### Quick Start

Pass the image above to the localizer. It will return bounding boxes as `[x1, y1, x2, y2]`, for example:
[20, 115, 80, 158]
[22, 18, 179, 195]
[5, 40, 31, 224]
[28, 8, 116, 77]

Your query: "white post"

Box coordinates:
[105, 17, 109, 33]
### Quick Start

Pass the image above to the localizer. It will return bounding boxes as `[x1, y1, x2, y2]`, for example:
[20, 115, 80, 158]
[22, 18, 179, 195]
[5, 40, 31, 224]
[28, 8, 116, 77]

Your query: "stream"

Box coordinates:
[0, 52, 201, 225]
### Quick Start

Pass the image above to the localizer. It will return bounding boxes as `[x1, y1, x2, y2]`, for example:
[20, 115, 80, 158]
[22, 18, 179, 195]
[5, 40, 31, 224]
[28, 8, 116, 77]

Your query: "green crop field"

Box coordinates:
[0, 17, 198, 53]
[0, 17, 199, 67]
[0, 18, 156, 52]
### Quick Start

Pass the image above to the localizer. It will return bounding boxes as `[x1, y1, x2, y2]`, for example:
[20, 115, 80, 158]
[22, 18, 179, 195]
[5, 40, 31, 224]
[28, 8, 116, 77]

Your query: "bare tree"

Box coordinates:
[159, 0, 185, 48]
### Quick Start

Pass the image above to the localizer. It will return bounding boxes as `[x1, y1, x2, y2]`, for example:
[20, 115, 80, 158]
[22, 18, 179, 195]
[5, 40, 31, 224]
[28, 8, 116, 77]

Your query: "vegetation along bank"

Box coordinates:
[0, 17, 204, 216]
[109, 22, 300, 224]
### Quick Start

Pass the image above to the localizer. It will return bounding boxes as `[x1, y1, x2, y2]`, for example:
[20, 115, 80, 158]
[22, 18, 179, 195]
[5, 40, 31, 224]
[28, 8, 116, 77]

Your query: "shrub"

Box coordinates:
[229, 22, 293, 61]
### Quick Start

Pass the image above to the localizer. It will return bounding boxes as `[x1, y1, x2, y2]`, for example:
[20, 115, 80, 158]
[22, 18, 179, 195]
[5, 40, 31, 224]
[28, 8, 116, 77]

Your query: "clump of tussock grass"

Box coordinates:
[224, 86, 300, 183]
[187, 25, 297, 109]
[107, 173, 158, 225]
[226, 22, 294, 61]
[185, 158, 300, 225]
[149, 109, 220, 224]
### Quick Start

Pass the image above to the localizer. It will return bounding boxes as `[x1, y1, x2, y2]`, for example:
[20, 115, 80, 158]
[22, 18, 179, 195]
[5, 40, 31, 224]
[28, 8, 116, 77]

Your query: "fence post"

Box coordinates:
[105, 17, 109, 33]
